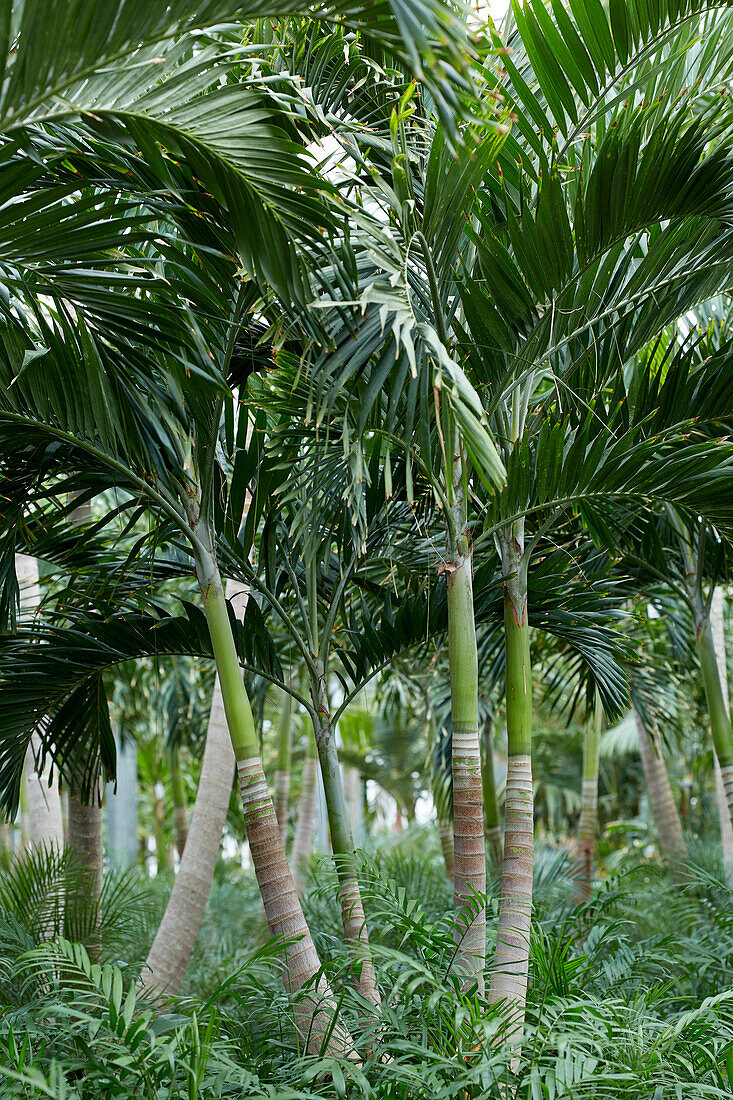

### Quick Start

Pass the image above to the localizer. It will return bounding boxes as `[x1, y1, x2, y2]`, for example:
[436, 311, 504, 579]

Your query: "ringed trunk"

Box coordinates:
[489, 530, 533, 1040]
[195, 547, 352, 1055]
[481, 720, 502, 871]
[447, 545, 486, 993]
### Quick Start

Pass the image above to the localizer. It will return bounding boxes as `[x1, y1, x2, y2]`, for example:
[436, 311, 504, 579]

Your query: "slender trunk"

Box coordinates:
[274, 690, 293, 847]
[344, 766, 364, 846]
[572, 695, 601, 903]
[312, 675, 379, 1008]
[64, 500, 104, 956]
[16, 556, 65, 851]
[195, 546, 351, 1054]
[24, 734, 64, 852]
[634, 709, 686, 866]
[489, 528, 533, 1038]
[437, 818, 455, 880]
[170, 745, 188, 859]
[66, 769, 104, 959]
[481, 720, 502, 870]
[106, 731, 138, 869]
[710, 590, 733, 880]
[447, 536, 486, 993]
[696, 594, 733, 835]
[292, 737, 318, 895]
[141, 664, 234, 998]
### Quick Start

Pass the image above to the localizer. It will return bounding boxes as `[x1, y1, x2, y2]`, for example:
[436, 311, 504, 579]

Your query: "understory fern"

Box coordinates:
[0, 838, 732, 1098]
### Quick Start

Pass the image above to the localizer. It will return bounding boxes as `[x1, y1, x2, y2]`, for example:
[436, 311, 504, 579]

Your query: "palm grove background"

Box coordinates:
[1, 0, 733, 1095]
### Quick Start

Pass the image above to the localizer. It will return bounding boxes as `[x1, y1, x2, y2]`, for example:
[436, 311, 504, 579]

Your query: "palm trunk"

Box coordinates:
[481, 720, 502, 870]
[633, 708, 686, 866]
[292, 737, 318, 895]
[195, 546, 351, 1054]
[447, 539, 486, 993]
[489, 528, 533, 1038]
[64, 500, 104, 956]
[170, 745, 188, 859]
[67, 770, 104, 959]
[24, 734, 65, 851]
[106, 731, 138, 869]
[142, 665, 235, 998]
[572, 695, 601, 903]
[16, 556, 65, 851]
[312, 674, 379, 1008]
[710, 589, 733, 880]
[274, 690, 293, 847]
[696, 591, 733, 836]
[344, 766, 364, 846]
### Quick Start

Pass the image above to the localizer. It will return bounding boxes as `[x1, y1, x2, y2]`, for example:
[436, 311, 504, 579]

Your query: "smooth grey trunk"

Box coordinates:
[633, 709, 686, 867]
[64, 498, 104, 954]
[16, 556, 65, 851]
[105, 732, 138, 869]
[344, 766, 364, 846]
[67, 772, 104, 957]
[24, 733, 64, 851]
[140, 581, 243, 999]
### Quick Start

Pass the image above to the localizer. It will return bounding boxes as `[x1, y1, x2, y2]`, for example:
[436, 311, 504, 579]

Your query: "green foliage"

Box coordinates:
[2, 834, 733, 1097]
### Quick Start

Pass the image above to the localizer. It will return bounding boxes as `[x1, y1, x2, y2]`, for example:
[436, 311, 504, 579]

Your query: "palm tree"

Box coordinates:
[304, 0, 733, 1038]
[0, 0, 480, 1048]
[0, 241, 352, 1047]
